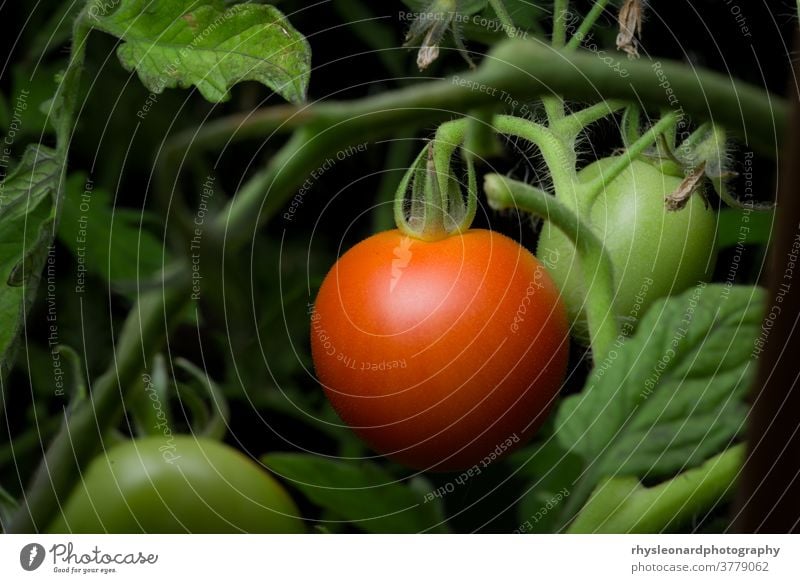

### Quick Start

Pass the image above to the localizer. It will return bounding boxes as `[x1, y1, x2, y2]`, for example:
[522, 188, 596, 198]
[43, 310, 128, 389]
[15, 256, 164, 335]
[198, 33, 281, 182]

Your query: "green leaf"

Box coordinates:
[0, 144, 60, 380]
[57, 173, 167, 286]
[557, 284, 765, 482]
[90, 0, 311, 103]
[262, 454, 447, 533]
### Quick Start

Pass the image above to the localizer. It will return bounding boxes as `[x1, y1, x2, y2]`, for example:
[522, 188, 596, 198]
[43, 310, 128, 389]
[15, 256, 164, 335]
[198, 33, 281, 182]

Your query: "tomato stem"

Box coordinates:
[621, 104, 642, 146]
[484, 174, 620, 360]
[553, 100, 626, 138]
[464, 109, 503, 162]
[394, 121, 478, 240]
[491, 115, 579, 208]
[487, 0, 515, 36]
[581, 112, 682, 201]
[564, 0, 614, 51]
[552, 0, 570, 48]
[175, 358, 230, 440]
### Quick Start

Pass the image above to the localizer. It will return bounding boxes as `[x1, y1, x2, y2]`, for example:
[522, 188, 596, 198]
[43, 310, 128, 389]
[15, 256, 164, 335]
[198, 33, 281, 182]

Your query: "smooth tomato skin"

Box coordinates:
[537, 158, 717, 340]
[48, 437, 304, 533]
[311, 229, 569, 471]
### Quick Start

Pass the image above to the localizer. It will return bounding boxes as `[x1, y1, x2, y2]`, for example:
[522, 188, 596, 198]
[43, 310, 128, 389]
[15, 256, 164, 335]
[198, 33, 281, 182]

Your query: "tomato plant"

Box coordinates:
[537, 158, 718, 339]
[311, 228, 568, 471]
[0, 0, 792, 540]
[48, 437, 304, 533]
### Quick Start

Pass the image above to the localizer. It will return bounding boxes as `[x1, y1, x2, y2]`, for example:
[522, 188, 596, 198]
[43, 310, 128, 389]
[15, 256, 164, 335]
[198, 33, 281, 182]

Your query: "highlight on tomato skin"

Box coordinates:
[310, 228, 570, 472]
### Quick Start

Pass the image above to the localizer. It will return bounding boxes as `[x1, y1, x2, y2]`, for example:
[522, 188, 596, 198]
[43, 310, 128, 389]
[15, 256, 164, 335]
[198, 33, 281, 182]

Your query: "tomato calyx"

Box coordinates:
[394, 134, 477, 241]
[637, 121, 773, 212]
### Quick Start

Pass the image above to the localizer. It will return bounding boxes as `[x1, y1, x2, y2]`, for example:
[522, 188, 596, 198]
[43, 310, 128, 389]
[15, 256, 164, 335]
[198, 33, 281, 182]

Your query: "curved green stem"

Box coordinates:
[197, 41, 782, 245]
[159, 41, 784, 247]
[554, 99, 626, 138]
[170, 41, 782, 169]
[568, 445, 744, 533]
[464, 108, 503, 162]
[433, 120, 468, 199]
[393, 120, 478, 239]
[565, 0, 613, 51]
[484, 174, 619, 360]
[175, 358, 230, 441]
[621, 105, 643, 148]
[394, 145, 430, 238]
[491, 115, 579, 207]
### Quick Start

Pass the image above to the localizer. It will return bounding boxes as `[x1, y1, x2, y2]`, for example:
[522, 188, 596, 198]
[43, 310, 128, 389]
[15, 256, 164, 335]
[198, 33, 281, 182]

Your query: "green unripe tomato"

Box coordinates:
[537, 157, 717, 340]
[48, 436, 304, 533]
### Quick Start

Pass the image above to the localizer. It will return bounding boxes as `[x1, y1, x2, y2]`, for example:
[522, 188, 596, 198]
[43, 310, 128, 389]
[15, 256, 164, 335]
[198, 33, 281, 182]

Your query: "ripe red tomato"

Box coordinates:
[311, 229, 569, 471]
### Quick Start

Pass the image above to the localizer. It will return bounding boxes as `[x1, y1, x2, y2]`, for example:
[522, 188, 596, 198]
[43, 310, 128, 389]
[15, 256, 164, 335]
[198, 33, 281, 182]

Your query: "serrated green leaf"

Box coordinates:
[557, 284, 765, 481]
[90, 0, 311, 103]
[0, 144, 60, 380]
[57, 173, 167, 287]
[262, 454, 446, 533]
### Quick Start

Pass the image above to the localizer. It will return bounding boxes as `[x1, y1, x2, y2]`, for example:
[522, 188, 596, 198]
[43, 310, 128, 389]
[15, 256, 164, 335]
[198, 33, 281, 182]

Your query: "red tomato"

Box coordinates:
[311, 229, 569, 471]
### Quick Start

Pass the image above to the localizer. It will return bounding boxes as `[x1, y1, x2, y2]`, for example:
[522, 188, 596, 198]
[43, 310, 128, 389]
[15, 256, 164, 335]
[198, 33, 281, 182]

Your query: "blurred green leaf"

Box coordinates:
[0, 144, 59, 381]
[4, 63, 64, 139]
[90, 0, 311, 103]
[262, 454, 447, 533]
[25, 1, 85, 61]
[58, 173, 167, 287]
[510, 439, 583, 533]
[0, 483, 18, 533]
